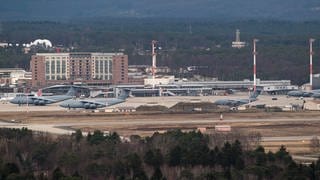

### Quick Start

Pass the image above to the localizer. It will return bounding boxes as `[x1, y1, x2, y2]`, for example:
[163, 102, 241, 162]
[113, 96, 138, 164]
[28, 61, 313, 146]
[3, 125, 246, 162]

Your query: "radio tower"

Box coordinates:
[310, 38, 315, 90]
[151, 40, 157, 79]
[253, 39, 259, 91]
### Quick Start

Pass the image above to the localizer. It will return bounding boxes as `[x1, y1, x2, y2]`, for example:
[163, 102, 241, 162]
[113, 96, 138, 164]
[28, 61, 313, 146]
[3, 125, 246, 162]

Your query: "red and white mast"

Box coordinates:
[253, 39, 258, 91]
[151, 40, 157, 79]
[310, 38, 315, 90]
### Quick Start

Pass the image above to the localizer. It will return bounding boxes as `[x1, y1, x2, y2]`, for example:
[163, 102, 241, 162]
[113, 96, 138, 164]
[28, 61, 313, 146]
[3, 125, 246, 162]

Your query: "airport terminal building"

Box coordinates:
[30, 52, 128, 88]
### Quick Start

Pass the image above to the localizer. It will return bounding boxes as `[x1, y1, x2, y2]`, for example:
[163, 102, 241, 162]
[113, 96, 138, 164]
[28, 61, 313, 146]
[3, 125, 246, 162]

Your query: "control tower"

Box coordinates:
[232, 29, 246, 48]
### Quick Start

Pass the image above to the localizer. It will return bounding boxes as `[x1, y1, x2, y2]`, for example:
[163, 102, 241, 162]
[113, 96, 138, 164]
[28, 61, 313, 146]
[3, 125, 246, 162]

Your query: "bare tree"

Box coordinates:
[247, 131, 262, 149]
[310, 136, 320, 153]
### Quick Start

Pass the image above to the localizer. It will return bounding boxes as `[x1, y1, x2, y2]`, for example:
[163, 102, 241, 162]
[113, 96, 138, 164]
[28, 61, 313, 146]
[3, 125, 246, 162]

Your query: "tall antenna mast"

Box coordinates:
[253, 39, 259, 91]
[236, 29, 240, 42]
[152, 40, 157, 79]
[310, 38, 315, 90]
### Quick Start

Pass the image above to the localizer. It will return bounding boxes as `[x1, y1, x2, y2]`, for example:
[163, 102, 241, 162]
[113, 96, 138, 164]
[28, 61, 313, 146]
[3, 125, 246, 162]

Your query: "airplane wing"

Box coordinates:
[60, 98, 126, 109]
[30, 97, 56, 104]
[80, 98, 125, 107]
[79, 99, 107, 107]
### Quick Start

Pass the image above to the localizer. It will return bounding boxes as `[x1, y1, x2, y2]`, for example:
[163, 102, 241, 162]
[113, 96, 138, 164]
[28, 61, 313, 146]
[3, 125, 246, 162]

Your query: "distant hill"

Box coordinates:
[0, 0, 320, 21]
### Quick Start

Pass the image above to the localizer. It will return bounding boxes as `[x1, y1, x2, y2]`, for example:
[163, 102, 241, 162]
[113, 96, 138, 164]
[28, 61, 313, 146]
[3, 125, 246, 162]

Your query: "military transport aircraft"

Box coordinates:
[0, 96, 14, 104]
[213, 91, 260, 107]
[287, 89, 320, 98]
[59, 89, 130, 109]
[10, 87, 76, 105]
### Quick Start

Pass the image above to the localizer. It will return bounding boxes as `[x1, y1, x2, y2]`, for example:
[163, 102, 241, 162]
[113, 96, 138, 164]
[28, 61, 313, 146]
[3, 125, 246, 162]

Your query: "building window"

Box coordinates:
[51, 61, 55, 74]
[57, 61, 61, 73]
[100, 61, 103, 73]
[62, 60, 66, 73]
[45, 61, 50, 74]
[104, 60, 108, 72]
[109, 61, 112, 73]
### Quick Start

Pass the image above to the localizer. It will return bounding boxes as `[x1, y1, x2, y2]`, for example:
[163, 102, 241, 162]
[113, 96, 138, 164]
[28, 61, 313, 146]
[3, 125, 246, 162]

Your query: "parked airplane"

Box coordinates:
[0, 96, 14, 104]
[59, 89, 130, 109]
[10, 87, 76, 105]
[311, 93, 320, 99]
[287, 89, 320, 97]
[213, 91, 260, 107]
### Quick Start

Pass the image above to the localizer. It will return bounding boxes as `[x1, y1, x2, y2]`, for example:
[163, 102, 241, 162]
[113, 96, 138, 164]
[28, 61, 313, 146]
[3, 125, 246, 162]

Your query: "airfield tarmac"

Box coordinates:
[0, 94, 304, 112]
[0, 94, 318, 158]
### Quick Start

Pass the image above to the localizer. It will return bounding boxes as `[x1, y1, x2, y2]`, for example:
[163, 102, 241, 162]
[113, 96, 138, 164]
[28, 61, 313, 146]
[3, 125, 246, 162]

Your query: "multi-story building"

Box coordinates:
[30, 52, 128, 88]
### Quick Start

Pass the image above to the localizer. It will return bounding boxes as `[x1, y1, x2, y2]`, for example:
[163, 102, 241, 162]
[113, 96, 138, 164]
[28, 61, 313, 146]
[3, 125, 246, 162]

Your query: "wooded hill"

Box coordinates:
[1, 19, 320, 85]
[1, 0, 320, 21]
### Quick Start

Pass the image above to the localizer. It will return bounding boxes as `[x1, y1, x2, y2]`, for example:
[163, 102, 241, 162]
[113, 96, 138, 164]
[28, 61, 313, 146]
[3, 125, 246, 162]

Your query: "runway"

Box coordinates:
[1, 116, 319, 137]
[0, 94, 317, 157]
[0, 121, 318, 144]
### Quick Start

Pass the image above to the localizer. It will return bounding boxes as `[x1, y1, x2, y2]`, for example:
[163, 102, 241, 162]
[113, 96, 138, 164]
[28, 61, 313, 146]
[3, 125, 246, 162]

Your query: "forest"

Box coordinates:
[0, 128, 319, 179]
[1, 0, 320, 21]
[1, 19, 320, 85]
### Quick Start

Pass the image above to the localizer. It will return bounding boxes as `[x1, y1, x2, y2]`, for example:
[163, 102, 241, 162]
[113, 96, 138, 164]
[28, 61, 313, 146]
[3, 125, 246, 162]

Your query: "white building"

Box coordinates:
[232, 29, 246, 48]
[144, 76, 175, 87]
[0, 43, 9, 48]
[0, 68, 31, 86]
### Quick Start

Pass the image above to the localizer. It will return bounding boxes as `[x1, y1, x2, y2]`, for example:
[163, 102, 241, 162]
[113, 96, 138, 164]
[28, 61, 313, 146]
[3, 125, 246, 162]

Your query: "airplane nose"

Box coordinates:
[59, 101, 68, 108]
[60, 99, 74, 108]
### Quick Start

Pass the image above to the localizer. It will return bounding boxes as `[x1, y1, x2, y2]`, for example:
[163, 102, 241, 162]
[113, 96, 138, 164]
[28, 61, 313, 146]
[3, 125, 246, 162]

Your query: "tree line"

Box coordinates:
[0, 128, 319, 179]
[1, 19, 320, 85]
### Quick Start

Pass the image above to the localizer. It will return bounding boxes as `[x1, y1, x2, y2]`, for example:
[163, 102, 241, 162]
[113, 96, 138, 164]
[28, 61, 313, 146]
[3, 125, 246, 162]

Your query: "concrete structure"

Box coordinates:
[215, 125, 231, 132]
[41, 85, 91, 97]
[261, 84, 298, 95]
[0, 43, 9, 48]
[112, 106, 136, 113]
[128, 65, 171, 85]
[232, 29, 246, 48]
[144, 76, 175, 87]
[312, 74, 320, 89]
[114, 79, 296, 97]
[304, 100, 320, 111]
[0, 68, 32, 87]
[30, 52, 128, 88]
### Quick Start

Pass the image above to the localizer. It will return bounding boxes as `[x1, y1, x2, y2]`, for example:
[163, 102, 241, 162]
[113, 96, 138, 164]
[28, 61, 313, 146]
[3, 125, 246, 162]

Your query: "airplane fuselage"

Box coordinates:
[10, 95, 73, 105]
[59, 98, 125, 109]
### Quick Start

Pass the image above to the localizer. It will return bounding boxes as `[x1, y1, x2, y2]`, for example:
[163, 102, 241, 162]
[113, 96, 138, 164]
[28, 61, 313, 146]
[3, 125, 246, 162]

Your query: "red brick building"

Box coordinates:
[30, 52, 128, 88]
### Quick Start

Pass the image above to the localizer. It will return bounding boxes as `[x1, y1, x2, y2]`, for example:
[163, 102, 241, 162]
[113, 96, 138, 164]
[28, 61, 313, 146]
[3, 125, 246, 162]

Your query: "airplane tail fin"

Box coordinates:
[37, 89, 42, 97]
[66, 86, 77, 96]
[117, 89, 130, 100]
[249, 90, 260, 99]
